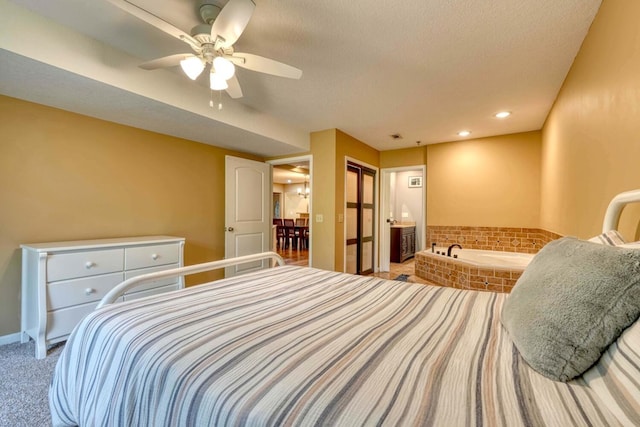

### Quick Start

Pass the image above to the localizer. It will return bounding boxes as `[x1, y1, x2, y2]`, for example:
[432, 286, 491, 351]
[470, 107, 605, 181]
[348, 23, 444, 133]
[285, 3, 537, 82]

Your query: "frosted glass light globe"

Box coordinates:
[179, 56, 205, 80]
[210, 72, 229, 90]
[213, 57, 235, 80]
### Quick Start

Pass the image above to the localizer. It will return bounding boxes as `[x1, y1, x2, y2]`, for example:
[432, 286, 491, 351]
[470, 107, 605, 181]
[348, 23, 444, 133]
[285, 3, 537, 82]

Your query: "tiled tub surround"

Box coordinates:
[426, 226, 562, 254]
[415, 249, 535, 293]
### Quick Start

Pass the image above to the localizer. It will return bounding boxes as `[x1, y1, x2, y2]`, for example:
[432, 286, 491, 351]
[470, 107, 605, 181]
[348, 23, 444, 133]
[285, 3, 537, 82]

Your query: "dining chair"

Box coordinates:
[276, 225, 286, 248]
[302, 226, 309, 249]
[295, 218, 309, 249]
[283, 218, 297, 249]
[272, 218, 285, 248]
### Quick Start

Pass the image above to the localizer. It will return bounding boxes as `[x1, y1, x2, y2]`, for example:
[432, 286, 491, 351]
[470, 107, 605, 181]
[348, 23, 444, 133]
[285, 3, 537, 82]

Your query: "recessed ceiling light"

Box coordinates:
[287, 179, 292, 183]
[458, 130, 471, 137]
[495, 111, 511, 119]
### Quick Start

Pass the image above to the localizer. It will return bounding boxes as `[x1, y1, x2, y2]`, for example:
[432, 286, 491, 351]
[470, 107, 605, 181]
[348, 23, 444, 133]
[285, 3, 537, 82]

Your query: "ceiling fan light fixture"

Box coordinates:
[123, 0, 302, 102]
[180, 56, 205, 80]
[210, 72, 229, 90]
[213, 56, 235, 80]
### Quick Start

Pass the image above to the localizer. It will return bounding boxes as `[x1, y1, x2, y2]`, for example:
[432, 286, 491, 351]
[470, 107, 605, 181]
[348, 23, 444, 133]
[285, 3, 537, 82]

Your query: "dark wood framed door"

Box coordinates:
[346, 162, 376, 275]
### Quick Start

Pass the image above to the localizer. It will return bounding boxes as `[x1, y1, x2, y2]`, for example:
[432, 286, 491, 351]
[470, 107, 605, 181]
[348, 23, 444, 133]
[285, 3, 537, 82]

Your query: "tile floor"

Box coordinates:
[276, 249, 432, 286]
[369, 258, 431, 285]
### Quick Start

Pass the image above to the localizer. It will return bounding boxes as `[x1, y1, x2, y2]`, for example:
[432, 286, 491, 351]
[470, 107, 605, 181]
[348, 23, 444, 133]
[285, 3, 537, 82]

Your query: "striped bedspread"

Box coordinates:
[50, 266, 627, 426]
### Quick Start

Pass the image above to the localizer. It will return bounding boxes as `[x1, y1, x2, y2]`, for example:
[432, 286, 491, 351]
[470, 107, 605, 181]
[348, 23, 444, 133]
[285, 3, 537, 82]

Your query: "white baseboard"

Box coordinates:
[0, 332, 22, 346]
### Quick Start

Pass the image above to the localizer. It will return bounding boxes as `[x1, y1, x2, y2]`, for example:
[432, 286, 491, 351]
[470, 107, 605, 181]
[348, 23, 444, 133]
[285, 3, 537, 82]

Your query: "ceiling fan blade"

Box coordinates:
[210, 0, 255, 49]
[139, 54, 195, 70]
[229, 53, 302, 79]
[106, 0, 199, 48]
[225, 75, 243, 99]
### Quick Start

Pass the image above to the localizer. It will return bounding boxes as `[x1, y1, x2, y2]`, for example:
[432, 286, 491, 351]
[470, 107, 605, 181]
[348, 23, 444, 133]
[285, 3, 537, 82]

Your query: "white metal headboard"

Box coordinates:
[602, 189, 640, 232]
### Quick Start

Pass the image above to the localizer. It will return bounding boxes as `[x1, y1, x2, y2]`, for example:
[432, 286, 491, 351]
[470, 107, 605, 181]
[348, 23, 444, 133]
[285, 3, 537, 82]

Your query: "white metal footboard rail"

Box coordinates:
[602, 189, 640, 233]
[97, 251, 285, 309]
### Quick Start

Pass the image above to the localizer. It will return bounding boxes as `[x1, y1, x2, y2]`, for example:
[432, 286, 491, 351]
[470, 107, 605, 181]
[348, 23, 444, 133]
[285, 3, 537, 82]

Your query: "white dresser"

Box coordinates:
[21, 236, 185, 358]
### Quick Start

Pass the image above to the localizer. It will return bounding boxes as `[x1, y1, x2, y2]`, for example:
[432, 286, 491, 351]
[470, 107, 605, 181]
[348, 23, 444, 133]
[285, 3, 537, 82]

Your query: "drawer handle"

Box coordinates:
[85, 288, 95, 296]
[151, 253, 159, 260]
[85, 261, 95, 269]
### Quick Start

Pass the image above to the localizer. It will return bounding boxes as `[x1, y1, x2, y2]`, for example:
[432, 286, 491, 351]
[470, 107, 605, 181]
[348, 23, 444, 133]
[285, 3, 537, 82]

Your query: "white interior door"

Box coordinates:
[225, 156, 271, 277]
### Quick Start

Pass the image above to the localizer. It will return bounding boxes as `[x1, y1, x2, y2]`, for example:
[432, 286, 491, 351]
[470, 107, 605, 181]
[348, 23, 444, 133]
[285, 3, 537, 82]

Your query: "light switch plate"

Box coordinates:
[316, 214, 323, 223]
[338, 213, 344, 223]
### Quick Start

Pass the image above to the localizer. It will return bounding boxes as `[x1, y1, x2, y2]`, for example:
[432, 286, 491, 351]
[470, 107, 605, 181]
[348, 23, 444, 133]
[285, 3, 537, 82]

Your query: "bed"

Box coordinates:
[49, 191, 640, 426]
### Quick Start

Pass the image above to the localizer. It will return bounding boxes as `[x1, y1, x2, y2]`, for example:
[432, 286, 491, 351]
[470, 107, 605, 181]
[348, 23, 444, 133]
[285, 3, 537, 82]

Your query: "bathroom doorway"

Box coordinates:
[379, 166, 426, 272]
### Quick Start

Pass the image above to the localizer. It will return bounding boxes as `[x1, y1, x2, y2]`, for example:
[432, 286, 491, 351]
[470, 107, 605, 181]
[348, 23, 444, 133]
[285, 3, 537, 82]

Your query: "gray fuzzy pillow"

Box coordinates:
[501, 237, 640, 382]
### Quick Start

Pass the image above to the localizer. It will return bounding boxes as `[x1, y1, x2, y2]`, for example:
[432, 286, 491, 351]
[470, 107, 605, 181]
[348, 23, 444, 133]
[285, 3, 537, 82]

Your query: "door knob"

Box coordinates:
[226, 226, 234, 232]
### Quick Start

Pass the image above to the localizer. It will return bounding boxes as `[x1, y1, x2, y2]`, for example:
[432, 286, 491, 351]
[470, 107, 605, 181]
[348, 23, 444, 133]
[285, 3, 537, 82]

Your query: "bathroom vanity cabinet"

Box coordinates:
[390, 225, 416, 263]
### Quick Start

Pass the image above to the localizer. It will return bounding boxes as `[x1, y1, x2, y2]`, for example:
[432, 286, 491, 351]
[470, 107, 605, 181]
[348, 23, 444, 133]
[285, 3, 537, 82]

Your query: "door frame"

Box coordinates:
[379, 165, 427, 272]
[267, 155, 313, 265]
[343, 156, 379, 273]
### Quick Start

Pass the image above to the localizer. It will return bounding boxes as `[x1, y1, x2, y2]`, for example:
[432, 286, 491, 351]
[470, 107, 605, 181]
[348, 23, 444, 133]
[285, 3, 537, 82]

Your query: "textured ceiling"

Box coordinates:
[1, 0, 601, 155]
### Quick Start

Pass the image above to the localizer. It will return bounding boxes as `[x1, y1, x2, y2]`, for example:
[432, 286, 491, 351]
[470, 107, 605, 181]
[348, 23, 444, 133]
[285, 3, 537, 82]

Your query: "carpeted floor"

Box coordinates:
[0, 341, 64, 427]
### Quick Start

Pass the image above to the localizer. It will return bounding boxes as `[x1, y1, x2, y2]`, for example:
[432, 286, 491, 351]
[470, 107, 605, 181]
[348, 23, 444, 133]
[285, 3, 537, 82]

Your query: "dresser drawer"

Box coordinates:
[123, 283, 180, 302]
[47, 272, 124, 310]
[46, 299, 121, 341]
[125, 244, 180, 270]
[47, 249, 124, 282]
[124, 263, 180, 293]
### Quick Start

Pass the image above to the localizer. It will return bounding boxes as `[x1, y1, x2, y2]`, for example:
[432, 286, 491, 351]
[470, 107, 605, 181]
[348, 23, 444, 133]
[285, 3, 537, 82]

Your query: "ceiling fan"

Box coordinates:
[107, 0, 302, 99]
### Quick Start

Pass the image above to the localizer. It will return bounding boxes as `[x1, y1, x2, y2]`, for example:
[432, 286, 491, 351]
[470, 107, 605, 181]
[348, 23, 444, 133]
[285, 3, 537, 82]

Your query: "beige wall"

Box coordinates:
[540, 0, 640, 240]
[282, 183, 310, 218]
[309, 129, 337, 270]
[0, 95, 261, 336]
[307, 129, 381, 271]
[380, 146, 428, 169]
[427, 131, 542, 227]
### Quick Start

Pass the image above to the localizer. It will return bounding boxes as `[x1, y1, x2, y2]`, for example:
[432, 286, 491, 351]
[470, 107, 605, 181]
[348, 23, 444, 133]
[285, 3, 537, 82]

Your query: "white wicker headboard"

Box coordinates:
[602, 189, 640, 233]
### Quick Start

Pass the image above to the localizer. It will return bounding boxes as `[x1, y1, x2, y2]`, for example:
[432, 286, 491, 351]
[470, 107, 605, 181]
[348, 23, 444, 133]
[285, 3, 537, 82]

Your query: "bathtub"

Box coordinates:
[415, 248, 534, 293]
[432, 247, 533, 268]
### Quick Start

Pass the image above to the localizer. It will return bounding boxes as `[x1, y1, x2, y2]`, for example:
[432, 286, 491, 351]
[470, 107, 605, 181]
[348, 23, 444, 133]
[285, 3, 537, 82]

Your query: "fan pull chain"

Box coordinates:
[209, 90, 223, 110]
